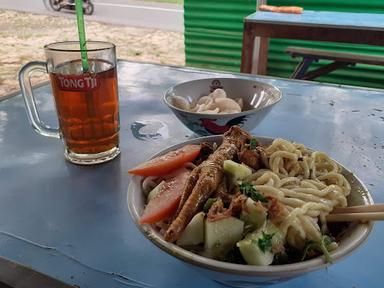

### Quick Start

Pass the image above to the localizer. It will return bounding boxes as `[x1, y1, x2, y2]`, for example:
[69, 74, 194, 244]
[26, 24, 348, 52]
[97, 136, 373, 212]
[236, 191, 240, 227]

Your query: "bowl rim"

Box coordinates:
[163, 77, 283, 117]
[127, 135, 374, 276]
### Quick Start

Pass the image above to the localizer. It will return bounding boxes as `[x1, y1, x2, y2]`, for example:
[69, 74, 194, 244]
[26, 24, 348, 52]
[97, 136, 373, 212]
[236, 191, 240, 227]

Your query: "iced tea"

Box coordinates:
[49, 59, 119, 154]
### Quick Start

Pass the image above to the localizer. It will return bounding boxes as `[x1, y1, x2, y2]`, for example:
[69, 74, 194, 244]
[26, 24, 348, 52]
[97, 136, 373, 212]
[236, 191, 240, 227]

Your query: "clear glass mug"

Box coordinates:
[19, 41, 120, 165]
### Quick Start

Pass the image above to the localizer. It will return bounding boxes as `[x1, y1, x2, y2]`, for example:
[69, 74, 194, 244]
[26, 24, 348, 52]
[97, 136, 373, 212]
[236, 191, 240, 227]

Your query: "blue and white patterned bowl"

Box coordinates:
[163, 78, 282, 136]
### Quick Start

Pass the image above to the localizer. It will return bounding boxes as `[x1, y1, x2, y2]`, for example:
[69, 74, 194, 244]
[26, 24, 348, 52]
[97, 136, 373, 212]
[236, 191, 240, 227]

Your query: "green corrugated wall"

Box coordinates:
[184, 0, 384, 88]
[184, 0, 256, 71]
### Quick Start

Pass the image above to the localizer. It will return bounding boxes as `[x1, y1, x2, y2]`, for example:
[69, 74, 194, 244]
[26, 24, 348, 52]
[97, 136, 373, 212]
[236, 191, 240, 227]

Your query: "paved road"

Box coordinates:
[0, 0, 183, 32]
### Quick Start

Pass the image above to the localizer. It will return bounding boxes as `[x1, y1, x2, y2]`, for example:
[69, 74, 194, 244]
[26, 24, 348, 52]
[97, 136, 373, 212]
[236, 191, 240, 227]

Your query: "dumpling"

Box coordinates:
[171, 89, 243, 114]
[209, 88, 227, 99]
[214, 98, 242, 113]
[171, 95, 190, 110]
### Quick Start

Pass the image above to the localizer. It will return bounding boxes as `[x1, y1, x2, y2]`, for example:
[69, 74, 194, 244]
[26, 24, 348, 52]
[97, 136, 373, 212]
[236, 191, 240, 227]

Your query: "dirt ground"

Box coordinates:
[0, 9, 184, 98]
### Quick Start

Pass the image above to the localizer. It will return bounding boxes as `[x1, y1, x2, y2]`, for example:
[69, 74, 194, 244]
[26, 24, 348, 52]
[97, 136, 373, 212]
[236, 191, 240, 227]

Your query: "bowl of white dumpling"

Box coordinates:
[163, 78, 282, 135]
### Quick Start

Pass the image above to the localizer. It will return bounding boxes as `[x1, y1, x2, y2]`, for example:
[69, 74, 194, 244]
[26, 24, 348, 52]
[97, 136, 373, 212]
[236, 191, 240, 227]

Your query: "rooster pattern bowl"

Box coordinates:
[164, 78, 282, 135]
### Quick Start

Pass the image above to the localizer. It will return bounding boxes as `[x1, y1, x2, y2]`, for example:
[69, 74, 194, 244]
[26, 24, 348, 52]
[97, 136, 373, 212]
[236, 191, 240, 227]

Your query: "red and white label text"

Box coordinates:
[57, 75, 100, 91]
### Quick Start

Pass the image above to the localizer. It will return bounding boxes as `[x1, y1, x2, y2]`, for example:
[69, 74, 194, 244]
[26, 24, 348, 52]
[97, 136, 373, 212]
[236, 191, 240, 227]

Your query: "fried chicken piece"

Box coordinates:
[206, 193, 247, 222]
[207, 199, 230, 222]
[266, 196, 287, 225]
[193, 142, 215, 165]
[175, 167, 200, 215]
[228, 193, 247, 218]
[238, 146, 265, 170]
[213, 176, 233, 206]
[164, 126, 251, 242]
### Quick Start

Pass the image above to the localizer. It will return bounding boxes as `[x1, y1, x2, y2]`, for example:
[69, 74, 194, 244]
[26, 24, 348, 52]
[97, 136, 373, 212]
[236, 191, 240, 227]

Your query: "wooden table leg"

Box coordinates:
[302, 61, 354, 80]
[241, 22, 269, 75]
[256, 37, 269, 75]
[241, 22, 256, 74]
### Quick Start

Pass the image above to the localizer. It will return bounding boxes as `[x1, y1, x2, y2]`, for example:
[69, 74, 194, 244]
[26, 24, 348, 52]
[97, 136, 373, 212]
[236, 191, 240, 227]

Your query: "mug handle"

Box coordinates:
[19, 61, 60, 139]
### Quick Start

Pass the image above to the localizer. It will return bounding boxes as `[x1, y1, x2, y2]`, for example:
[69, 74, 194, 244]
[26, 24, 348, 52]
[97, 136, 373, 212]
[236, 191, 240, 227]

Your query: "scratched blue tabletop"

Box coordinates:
[0, 61, 383, 288]
[246, 10, 384, 31]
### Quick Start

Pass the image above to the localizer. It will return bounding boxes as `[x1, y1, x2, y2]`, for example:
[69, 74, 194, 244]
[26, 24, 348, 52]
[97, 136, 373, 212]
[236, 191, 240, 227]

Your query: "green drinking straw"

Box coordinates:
[75, 0, 89, 72]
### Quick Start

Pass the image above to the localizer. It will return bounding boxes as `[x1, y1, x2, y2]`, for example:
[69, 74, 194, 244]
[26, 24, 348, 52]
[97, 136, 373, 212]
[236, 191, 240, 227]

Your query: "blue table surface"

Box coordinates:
[246, 10, 384, 30]
[0, 60, 383, 287]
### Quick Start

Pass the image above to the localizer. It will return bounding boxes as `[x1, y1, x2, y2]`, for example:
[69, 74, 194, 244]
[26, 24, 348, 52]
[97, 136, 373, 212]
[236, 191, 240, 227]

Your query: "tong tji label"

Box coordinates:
[57, 75, 100, 91]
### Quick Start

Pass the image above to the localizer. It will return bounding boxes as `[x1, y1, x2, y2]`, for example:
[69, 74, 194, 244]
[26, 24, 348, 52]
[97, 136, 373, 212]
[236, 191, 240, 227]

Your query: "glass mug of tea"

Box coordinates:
[19, 41, 120, 165]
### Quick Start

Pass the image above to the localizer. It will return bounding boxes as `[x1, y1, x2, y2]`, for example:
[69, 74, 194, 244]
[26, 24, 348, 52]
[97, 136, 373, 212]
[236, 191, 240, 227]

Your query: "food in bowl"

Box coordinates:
[171, 88, 244, 114]
[163, 78, 282, 135]
[128, 126, 363, 266]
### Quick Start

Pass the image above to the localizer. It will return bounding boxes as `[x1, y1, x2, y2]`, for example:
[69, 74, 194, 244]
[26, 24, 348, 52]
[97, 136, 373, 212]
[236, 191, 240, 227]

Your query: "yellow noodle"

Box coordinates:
[279, 197, 306, 208]
[249, 138, 350, 249]
[254, 185, 285, 198]
[279, 177, 300, 187]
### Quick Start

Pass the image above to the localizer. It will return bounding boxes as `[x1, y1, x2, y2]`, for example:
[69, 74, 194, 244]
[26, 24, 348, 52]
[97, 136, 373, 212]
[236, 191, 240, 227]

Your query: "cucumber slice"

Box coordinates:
[147, 181, 165, 201]
[223, 160, 252, 180]
[237, 222, 284, 266]
[240, 198, 267, 230]
[237, 236, 274, 266]
[264, 222, 285, 250]
[177, 212, 205, 246]
[204, 217, 244, 260]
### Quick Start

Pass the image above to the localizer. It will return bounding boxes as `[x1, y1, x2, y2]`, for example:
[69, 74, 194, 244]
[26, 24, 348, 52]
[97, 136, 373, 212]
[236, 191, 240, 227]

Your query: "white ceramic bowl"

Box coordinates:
[163, 78, 282, 136]
[128, 136, 373, 287]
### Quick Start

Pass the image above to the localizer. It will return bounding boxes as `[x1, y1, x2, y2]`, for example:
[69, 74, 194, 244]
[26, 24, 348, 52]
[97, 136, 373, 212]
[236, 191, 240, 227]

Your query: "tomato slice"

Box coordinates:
[128, 144, 201, 176]
[139, 168, 190, 224]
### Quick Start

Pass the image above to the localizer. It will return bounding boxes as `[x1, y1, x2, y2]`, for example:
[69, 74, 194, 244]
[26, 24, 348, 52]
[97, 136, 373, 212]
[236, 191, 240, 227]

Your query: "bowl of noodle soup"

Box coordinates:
[163, 78, 282, 136]
[128, 133, 373, 286]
